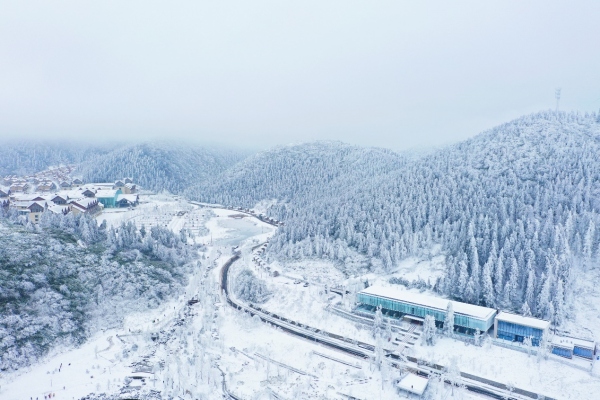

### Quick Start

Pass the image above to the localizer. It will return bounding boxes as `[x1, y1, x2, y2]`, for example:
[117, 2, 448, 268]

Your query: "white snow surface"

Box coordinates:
[361, 285, 496, 321]
[2, 193, 599, 400]
[496, 311, 551, 330]
[397, 373, 429, 395]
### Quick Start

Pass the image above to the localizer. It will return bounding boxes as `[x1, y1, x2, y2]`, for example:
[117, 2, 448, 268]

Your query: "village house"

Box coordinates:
[11, 201, 46, 224]
[36, 181, 56, 192]
[50, 194, 68, 205]
[81, 188, 96, 197]
[70, 198, 100, 216]
[0, 187, 10, 198]
[10, 181, 29, 193]
[116, 193, 139, 208]
[72, 178, 83, 186]
[113, 180, 126, 191]
[123, 183, 137, 194]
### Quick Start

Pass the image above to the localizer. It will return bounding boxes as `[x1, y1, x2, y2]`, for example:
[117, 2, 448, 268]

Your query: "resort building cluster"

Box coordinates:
[0, 170, 139, 223]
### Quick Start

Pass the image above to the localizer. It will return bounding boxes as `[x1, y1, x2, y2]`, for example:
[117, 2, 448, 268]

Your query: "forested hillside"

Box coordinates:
[0, 210, 197, 371]
[0, 141, 116, 176]
[194, 111, 600, 327]
[0, 140, 247, 195]
[186, 141, 408, 207]
[80, 142, 248, 193]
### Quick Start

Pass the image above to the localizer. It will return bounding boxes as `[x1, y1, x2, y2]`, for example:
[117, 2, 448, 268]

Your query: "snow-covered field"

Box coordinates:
[2, 194, 598, 400]
[413, 335, 600, 400]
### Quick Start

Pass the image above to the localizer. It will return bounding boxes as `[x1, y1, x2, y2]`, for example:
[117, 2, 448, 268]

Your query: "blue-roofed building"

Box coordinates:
[357, 286, 497, 335]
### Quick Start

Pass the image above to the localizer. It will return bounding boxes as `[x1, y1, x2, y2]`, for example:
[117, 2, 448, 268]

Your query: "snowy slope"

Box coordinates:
[79, 142, 248, 194]
[195, 111, 600, 330]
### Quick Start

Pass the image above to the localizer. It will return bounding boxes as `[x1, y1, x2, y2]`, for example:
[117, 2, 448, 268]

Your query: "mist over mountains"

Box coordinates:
[0, 141, 248, 194]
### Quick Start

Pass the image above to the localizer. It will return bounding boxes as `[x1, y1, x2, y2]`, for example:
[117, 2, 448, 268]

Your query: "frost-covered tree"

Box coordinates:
[444, 302, 455, 336]
[233, 269, 272, 304]
[0, 209, 195, 372]
[421, 315, 437, 346]
[372, 304, 384, 339]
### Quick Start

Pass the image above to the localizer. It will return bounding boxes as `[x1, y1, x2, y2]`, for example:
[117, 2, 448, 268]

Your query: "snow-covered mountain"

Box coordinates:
[186, 140, 408, 209]
[79, 142, 248, 194]
[0, 141, 116, 176]
[194, 111, 600, 326]
[0, 140, 248, 194]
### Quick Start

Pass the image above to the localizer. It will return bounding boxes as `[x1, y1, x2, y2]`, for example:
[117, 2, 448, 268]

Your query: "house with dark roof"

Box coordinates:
[81, 189, 96, 197]
[116, 194, 139, 207]
[37, 182, 56, 192]
[51, 194, 68, 205]
[70, 198, 100, 216]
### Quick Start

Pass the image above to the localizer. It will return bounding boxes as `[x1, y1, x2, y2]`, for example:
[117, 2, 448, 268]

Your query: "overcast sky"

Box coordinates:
[1, 1, 599, 151]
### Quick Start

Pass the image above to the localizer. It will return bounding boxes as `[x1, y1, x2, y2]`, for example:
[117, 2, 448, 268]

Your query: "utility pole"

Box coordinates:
[555, 88, 561, 113]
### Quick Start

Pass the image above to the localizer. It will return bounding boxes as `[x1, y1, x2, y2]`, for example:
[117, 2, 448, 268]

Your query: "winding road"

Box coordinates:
[212, 206, 554, 400]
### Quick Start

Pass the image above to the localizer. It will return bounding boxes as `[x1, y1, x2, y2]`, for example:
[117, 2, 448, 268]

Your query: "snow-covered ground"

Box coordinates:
[2, 194, 598, 400]
[412, 335, 600, 400]
[562, 263, 600, 342]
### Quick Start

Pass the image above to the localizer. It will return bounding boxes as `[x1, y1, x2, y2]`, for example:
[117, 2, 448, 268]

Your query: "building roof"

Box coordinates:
[71, 197, 98, 209]
[359, 286, 496, 321]
[48, 205, 70, 214]
[11, 200, 45, 210]
[85, 183, 114, 188]
[96, 189, 120, 198]
[117, 194, 138, 202]
[552, 335, 595, 350]
[59, 190, 86, 199]
[495, 312, 550, 330]
[71, 203, 87, 213]
[397, 373, 428, 396]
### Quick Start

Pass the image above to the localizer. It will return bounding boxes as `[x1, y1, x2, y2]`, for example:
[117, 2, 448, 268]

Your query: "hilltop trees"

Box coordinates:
[0, 210, 196, 372]
[197, 111, 600, 324]
[233, 269, 272, 304]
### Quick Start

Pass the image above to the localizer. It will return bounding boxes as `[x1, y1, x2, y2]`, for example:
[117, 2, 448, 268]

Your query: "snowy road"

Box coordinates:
[217, 211, 555, 400]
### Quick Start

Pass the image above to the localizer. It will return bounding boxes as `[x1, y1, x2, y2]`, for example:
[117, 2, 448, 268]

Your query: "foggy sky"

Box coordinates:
[1, 1, 599, 151]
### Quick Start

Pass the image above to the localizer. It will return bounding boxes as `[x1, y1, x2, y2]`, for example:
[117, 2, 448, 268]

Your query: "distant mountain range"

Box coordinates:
[0, 141, 248, 193]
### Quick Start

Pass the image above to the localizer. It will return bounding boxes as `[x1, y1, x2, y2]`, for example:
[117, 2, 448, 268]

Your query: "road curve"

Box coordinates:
[212, 206, 552, 400]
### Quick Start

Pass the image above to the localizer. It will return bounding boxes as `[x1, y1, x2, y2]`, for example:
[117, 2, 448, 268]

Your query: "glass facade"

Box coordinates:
[573, 346, 593, 359]
[496, 320, 543, 346]
[357, 293, 491, 332]
[552, 346, 572, 359]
